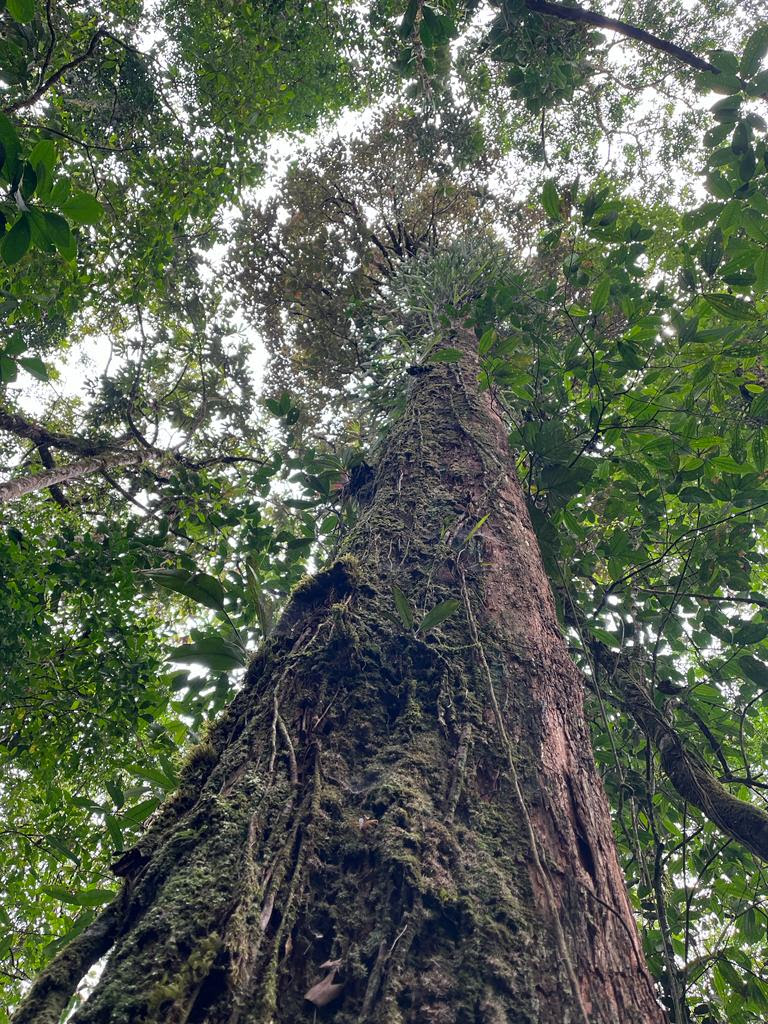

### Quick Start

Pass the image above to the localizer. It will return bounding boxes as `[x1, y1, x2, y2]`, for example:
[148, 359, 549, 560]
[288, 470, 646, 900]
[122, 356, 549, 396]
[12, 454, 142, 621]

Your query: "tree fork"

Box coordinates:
[13, 328, 667, 1023]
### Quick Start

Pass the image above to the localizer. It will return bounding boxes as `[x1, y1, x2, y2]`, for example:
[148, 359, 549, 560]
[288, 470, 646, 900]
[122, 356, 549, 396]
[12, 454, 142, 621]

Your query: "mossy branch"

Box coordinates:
[588, 636, 768, 863]
[10, 899, 123, 1024]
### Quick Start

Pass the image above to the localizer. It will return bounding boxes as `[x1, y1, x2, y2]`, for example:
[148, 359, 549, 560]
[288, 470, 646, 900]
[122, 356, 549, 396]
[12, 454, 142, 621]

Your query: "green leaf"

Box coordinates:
[28, 139, 56, 176]
[42, 886, 114, 907]
[392, 585, 413, 629]
[478, 328, 497, 355]
[710, 454, 751, 473]
[60, 192, 105, 225]
[125, 764, 177, 790]
[703, 292, 761, 321]
[0, 354, 17, 383]
[142, 569, 226, 612]
[121, 798, 160, 826]
[739, 655, 768, 687]
[1, 213, 31, 265]
[429, 347, 462, 363]
[17, 356, 49, 380]
[700, 226, 724, 276]
[755, 251, 768, 293]
[541, 179, 562, 221]
[591, 276, 611, 313]
[7, 0, 35, 21]
[741, 26, 768, 79]
[42, 211, 76, 260]
[464, 513, 490, 544]
[708, 73, 744, 95]
[0, 114, 20, 180]
[169, 634, 245, 670]
[417, 598, 460, 634]
[678, 486, 713, 503]
[105, 814, 123, 848]
[752, 430, 767, 472]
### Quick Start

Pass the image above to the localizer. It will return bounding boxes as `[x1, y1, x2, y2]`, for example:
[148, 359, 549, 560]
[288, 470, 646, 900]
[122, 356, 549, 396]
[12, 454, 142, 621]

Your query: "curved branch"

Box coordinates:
[562, 594, 768, 862]
[10, 898, 122, 1024]
[588, 636, 768, 862]
[525, 0, 719, 76]
[4, 29, 105, 115]
[0, 408, 120, 457]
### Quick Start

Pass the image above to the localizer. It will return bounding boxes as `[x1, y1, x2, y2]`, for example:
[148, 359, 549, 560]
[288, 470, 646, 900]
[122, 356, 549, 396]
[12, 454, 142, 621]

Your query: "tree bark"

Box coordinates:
[0, 452, 141, 502]
[13, 328, 666, 1023]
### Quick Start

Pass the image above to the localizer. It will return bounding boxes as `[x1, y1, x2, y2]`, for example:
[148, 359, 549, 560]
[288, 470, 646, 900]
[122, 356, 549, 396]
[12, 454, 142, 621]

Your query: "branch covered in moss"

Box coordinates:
[585, 633, 768, 862]
[11, 899, 123, 1024]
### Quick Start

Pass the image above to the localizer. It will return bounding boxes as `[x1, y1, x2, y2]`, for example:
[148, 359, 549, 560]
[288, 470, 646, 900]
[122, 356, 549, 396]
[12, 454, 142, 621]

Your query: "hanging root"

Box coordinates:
[457, 565, 592, 1024]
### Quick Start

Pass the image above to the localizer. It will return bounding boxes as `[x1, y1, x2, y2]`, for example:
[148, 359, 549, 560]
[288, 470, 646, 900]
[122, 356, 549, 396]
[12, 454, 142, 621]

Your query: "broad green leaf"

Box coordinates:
[18, 356, 49, 381]
[392, 585, 413, 629]
[741, 26, 768, 79]
[0, 114, 20, 179]
[1, 213, 31, 265]
[60, 192, 105, 225]
[125, 764, 177, 790]
[7, 0, 35, 21]
[756, 251, 768, 292]
[429, 347, 462, 363]
[42, 886, 114, 907]
[105, 814, 123, 848]
[591, 277, 611, 313]
[678, 486, 713, 503]
[43, 211, 76, 260]
[142, 568, 226, 612]
[703, 292, 761, 321]
[0, 354, 17, 383]
[418, 598, 460, 634]
[121, 798, 160, 826]
[28, 139, 56, 176]
[478, 328, 497, 355]
[541, 179, 562, 221]
[752, 430, 767, 471]
[739, 655, 768, 687]
[169, 634, 245, 670]
[700, 226, 723, 276]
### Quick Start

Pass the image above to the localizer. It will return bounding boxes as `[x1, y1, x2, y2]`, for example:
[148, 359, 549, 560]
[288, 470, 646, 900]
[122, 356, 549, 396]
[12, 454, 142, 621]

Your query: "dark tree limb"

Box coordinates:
[0, 408, 121, 457]
[524, 0, 720, 76]
[37, 445, 70, 507]
[4, 29, 105, 115]
[10, 899, 122, 1024]
[561, 593, 768, 862]
[588, 636, 768, 862]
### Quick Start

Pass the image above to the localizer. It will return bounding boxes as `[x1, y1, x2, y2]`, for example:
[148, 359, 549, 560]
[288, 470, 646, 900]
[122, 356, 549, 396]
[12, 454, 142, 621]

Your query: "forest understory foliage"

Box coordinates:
[2, 1, 768, 1022]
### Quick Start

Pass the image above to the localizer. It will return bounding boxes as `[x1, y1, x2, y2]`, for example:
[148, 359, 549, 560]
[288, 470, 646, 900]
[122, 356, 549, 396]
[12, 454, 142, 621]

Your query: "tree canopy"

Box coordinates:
[3, 2, 768, 1022]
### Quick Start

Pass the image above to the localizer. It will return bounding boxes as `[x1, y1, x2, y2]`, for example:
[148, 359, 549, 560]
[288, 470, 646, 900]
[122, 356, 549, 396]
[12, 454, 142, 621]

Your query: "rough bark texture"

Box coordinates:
[13, 329, 666, 1024]
[0, 451, 141, 502]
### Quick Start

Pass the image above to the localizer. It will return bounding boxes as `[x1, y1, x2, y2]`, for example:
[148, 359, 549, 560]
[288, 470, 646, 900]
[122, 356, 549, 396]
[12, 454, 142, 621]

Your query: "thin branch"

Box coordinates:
[4, 29, 105, 114]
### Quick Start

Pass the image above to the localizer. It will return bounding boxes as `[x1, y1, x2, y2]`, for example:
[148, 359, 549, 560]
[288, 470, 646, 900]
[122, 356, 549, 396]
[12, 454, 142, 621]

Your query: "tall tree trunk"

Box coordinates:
[14, 329, 666, 1024]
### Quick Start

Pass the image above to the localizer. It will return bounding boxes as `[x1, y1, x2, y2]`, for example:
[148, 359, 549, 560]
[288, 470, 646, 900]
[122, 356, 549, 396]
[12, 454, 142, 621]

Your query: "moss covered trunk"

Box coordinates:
[15, 329, 666, 1024]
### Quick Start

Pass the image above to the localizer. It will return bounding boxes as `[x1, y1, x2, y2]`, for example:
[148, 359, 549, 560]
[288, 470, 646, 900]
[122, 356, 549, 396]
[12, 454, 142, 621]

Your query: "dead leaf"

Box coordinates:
[259, 888, 275, 932]
[304, 973, 344, 1007]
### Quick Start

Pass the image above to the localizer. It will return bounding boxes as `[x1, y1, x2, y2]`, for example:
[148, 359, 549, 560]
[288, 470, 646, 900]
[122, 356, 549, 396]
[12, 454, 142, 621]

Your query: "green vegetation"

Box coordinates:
[3, 2, 768, 1021]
